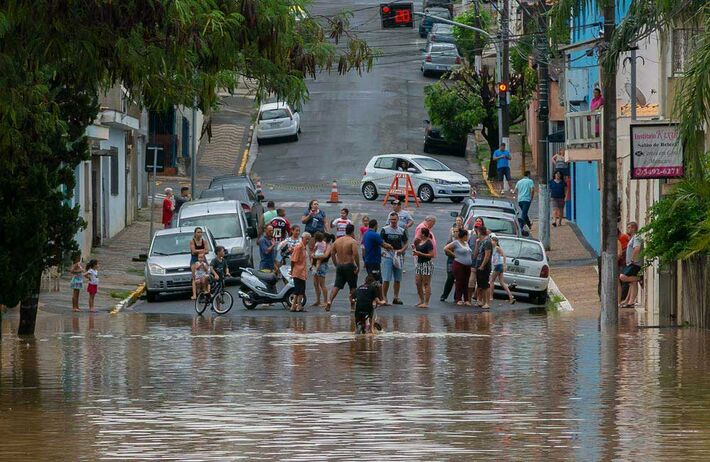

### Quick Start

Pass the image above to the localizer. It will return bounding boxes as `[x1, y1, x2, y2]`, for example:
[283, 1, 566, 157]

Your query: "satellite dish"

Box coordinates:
[624, 83, 647, 106]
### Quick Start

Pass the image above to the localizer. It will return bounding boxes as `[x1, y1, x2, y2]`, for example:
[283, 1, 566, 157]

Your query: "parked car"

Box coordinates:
[423, 119, 466, 155]
[418, 7, 450, 37]
[495, 236, 549, 305]
[256, 102, 301, 143]
[457, 197, 518, 220]
[208, 173, 256, 192]
[427, 23, 456, 45]
[421, 42, 462, 77]
[361, 154, 470, 203]
[176, 199, 256, 274]
[200, 183, 264, 232]
[423, 0, 454, 16]
[464, 209, 522, 237]
[145, 227, 218, 302]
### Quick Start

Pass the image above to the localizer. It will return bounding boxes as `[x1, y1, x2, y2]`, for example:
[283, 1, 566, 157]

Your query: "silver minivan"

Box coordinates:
[176, 199, 256, 274]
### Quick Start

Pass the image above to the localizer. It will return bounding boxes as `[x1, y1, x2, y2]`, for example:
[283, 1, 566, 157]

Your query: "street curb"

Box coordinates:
[111, 283, 145, 314]
[238, 123, 256, 175]
[480, 163, 501, 198]
[245, 123, 259, 177]
[547, 277, 574, 312]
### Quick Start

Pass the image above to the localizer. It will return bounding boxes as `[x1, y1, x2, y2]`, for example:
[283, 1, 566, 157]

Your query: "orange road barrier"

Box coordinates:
[382, 173, 420, 208]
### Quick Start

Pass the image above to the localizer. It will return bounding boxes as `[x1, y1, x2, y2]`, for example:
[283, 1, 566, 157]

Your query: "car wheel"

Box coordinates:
[423, 143, 431, 153]
[256, 137, 263, 145]
[531, 290, 548, 306]
[146, 290, 158, 303]
[418, 184, 435, 203]
[362, 182, 378, 201]
[450, 197, 464, 203]
[290, 133, 299, 142]
[422, 69, 430, 77]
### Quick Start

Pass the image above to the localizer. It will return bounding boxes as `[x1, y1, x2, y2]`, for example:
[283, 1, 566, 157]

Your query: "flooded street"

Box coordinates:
[3, 310, 710, 460]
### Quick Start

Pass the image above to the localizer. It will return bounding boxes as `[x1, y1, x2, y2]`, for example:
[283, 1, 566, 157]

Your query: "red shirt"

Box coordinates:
[269, 216, 291, 241]
[162, 198, 174, 226]
[415, 222, 436, 257]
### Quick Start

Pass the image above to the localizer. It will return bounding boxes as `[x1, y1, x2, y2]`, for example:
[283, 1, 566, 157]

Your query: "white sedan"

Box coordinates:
[495, 236, 549, 305]
[256, 102, 301, 143]
[361, 154, 470, 203]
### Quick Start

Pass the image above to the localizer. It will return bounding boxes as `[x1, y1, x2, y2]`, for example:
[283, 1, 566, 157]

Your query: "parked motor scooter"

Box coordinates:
[237, 261, 306, 309]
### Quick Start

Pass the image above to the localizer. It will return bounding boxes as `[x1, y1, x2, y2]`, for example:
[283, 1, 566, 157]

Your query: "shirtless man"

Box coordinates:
[326, 223, 360, 312]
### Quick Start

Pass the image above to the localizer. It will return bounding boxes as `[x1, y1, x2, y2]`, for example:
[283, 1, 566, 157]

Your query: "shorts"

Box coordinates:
[623, 264, 641, 277]
[87, 283, 98, 295]
[355, 311, 373, 334]
[365, 262, 382, 282]
[316, 262, 329, 277]
[476, 267, 492, 289]
[552, 198, 566, 210]
[497, 167, 511, 181]
[415, 260, 434, 276]
[334, 263, 358, 290]
[493, 264, 504, 273]
[381, 257, 402, 282]
[293, 277, 306, 295]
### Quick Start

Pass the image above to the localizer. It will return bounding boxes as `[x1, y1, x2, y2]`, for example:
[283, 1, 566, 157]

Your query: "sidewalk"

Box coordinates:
[155, 90, 256, 197]
[472, 133, 600, 316]
[19, 90, 259, 316]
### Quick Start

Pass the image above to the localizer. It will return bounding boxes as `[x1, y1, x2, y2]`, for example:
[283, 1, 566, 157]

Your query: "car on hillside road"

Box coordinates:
[256, 102, 301, 144]
[361, 154, 470, 203]
[421, 42, 462, 77]
[423, 119, 466, 155]
[464, 209, 523, 237]
[427, 23, 456, 45]
[145, 227, 218, 302]
[200, 183, 265, 233]
[418, 7, 451, 37]
[457, 197, 518, 219]
[495, 236, 549, 305]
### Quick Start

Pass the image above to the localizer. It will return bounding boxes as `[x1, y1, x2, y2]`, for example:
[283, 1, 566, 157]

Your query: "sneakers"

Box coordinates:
[392, 298, 403, 305]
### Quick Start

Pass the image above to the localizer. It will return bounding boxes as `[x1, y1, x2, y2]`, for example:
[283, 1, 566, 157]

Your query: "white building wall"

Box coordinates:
[100, 128, 127, 239]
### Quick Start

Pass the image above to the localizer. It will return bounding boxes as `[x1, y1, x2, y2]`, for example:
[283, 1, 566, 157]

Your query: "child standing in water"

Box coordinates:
[69, 253, 84, 312]
[84, 259, 99, 313]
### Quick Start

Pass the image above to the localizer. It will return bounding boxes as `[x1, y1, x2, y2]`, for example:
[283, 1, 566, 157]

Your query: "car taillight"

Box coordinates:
[363, 170, 367, 176]
[539, 265, 549, 278]
[241, 203, 251, 213]
[425, 55, 432, 62]
[455, 56, 461, 64]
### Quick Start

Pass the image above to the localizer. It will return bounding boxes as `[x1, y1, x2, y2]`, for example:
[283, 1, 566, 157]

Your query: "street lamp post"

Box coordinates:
[413, 12, 503, 148]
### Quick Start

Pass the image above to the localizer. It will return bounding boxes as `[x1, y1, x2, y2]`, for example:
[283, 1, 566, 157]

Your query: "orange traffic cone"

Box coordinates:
[327, 180, 341, 203]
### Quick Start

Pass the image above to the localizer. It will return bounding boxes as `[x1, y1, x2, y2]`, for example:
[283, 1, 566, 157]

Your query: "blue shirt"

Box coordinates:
[493, 149, 511, 169]
[362, 229, 384, 265]
[549, 179, 566, 199]
[514, 177, 535, 202]
[258, 236, 275, 270]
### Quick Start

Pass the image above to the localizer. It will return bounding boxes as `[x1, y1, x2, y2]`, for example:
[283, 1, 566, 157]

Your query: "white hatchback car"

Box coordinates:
[495, 236, 549, 305]
[256, 102, 301, 143]
[361, 154, 470, 203]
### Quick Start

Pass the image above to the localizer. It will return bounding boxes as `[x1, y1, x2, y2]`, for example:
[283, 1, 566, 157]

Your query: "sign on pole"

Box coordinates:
[630, 123, 684, 179]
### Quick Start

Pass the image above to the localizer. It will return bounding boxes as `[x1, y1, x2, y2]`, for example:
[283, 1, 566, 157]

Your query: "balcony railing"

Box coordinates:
[564, 110, 602, 161]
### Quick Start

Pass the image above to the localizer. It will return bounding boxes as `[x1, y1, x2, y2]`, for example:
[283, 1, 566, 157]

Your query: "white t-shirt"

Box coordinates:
[87, 269, 99, 285]
[331, 218, 353, 238]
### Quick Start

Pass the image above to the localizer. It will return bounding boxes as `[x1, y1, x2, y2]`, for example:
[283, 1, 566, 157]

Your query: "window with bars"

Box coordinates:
[672, 28, 702, 74]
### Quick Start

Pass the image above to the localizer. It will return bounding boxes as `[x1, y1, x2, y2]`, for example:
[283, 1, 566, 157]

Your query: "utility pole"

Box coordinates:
[536, 1, 550, 251]
[600, 1, 619, 327]
[500, 0, 510, 148]
[191, 99, 197, 199]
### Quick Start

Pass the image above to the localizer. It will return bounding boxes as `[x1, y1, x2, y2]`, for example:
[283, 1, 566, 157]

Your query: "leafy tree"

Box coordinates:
[0, 1, 374, 334]
[452, 8, 492, 64]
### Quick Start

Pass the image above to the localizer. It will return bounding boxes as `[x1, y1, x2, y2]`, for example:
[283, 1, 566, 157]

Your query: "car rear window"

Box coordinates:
[466, 216, 516, 235]
[432, 24, 453, 33]
[151, 233, 193, 256]
[499, 239, 544, 262]
[180, 214, 243, 239]
[430, 43, 456, 53]
[200, 187, 249, 203]
[259, 108, 290, 121]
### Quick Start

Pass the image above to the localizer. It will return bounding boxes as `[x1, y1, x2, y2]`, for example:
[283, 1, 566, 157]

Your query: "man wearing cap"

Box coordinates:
[380, 212, 408, 305]
[392, 199, 414, 231]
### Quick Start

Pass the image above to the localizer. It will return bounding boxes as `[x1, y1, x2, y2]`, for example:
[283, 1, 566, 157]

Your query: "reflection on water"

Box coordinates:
[2, 311, 710, 460]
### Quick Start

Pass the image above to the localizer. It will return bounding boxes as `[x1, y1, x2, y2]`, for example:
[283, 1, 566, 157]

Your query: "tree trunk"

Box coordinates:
[18, 274, 41, 336]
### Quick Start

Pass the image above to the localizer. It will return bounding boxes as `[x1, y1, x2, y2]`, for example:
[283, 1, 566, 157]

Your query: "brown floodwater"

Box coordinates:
[2, 310, 710, 461]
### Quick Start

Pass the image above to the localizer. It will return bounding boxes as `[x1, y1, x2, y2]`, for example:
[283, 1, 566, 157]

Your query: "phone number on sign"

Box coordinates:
[632, 166, 684, 178]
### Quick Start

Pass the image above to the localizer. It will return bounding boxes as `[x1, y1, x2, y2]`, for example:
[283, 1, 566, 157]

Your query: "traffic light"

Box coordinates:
[380, 2, 414, 28]
[497, 82, 509, 93]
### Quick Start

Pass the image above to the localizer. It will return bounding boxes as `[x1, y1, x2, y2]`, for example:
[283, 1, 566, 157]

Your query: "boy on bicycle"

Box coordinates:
[210, 246, 231, 295]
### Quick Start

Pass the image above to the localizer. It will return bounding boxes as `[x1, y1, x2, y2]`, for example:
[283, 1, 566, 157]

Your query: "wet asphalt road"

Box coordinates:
[132, 0, 538, 318]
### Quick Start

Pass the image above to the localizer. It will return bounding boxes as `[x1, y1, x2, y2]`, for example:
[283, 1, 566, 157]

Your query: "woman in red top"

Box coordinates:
[162, 187, 175, 228]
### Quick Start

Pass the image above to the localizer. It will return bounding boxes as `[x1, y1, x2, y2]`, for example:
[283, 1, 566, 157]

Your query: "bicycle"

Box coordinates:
[194, 278, 234, 315]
